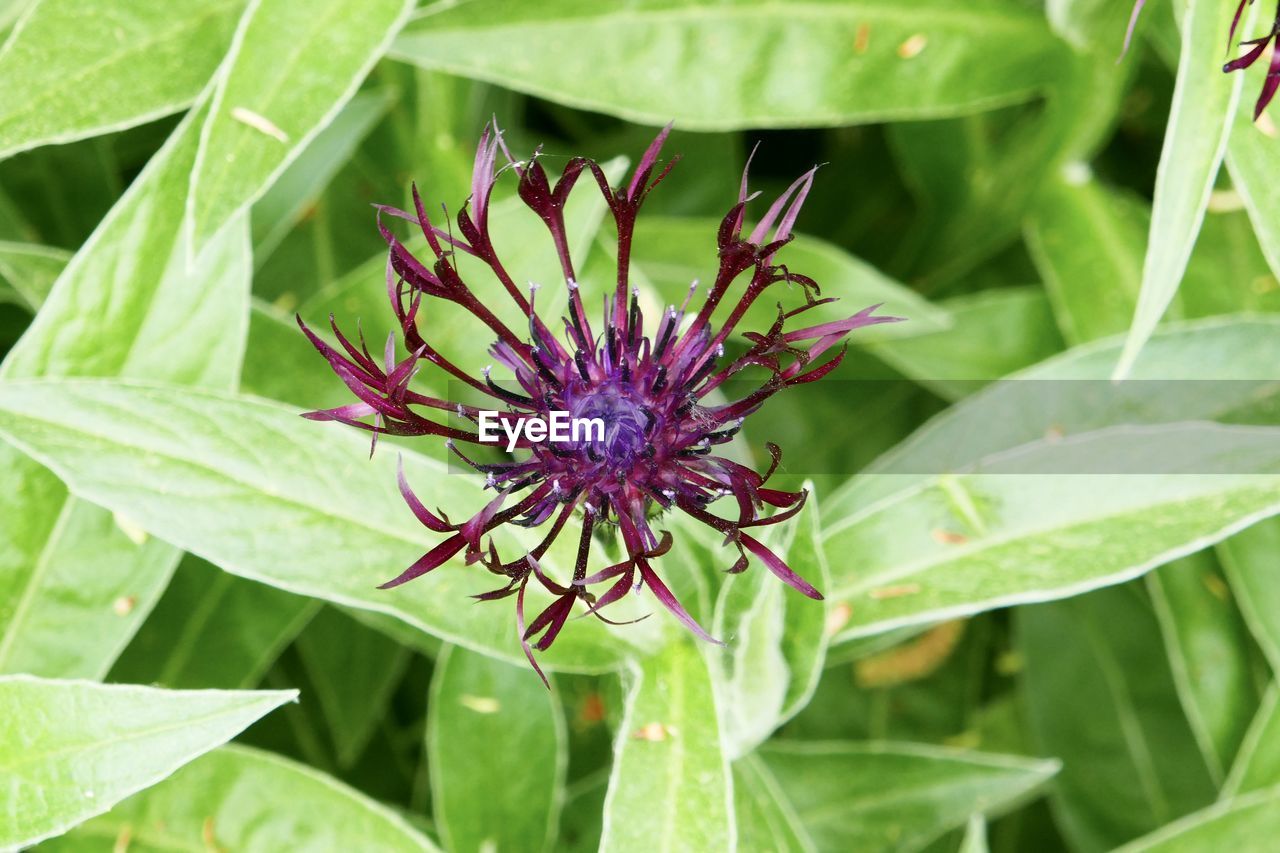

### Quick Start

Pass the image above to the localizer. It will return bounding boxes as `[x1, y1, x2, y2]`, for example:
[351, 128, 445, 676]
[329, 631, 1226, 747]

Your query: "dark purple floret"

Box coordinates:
[299, 123, 900, 682]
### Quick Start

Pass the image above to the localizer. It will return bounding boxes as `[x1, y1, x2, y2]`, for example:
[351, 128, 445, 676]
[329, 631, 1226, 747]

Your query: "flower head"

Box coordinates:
[300, 123, 899, 682]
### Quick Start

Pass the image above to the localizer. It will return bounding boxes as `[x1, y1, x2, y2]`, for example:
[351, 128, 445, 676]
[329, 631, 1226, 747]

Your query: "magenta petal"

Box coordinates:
[637, 560, 722, 644]
[378, 533, 467, 589]
[740, 533, 823, 600]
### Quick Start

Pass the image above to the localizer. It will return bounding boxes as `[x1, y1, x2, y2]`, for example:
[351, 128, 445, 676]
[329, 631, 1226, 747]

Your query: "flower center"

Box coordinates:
[570, 386, 649, 465]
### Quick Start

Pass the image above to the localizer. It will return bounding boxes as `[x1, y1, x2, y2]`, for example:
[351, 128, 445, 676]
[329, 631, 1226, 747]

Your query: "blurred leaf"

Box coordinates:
[1024, 171, 1148, 345]
[1116, 786, 1280, 851]
[733, 753, 816, 853]
[251, 88, 396, 263]
[1217, 518, 1280, 670]
[0, 379, 638, 672]
[1113, 0, 1249, 378]
[188, 0, 414, 254]
[758, 741, 1058, 852]
[960, 814, 989, 853]
[297, 606, 410, 768]
[1223, 684, 1280, 796]
[869, 287, 1063, 398]
[600, 642, 733, 852]
[1226, 60, 1280, 282]
[0, 675, 293, 849]
[0, 240, 69, 310]
[110, 556, 318, 689]
[630, 215, 951, 341]
[1147, 552, 1260, 783]
[0, 0, 244, 161]
[41, 744, 441, 852]
[1019, 585, 1217, 852]
[0, 101, 251, 681]
[1046, 0, 1135, 49]
[392, 0, 1068, 130]
[428, 645, 565, 853]
[713, 482, 830, 759]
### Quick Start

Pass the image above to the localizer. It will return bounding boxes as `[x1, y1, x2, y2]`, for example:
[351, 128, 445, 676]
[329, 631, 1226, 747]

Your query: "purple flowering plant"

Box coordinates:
[299, 124, 898, 681]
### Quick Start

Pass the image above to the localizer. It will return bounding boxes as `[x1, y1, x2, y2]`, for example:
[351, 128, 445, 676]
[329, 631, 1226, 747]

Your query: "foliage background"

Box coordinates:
[2, 0, 1280, 850]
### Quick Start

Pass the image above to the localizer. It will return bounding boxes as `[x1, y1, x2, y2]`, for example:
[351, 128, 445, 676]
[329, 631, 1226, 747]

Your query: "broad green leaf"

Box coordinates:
[1147, 552, 1259, 782]
[298, 606, 410, 768]
[392, 0, 1067, 130]
[1113, 0, 1251, 378]
[251, 88, 396, 262]
[823, 423, 1280, 642]
[817, 316, 1280, 640]
[600, 642, 733, 852]
[1226, 57, 1280, 282]
[428, 645, 565, 853]
[0, 379, 638, 672]
[1024, 170, 1148, 345]
[1116, 786, 1280, 851]
[630, 216, 949, 342]
[0, 0, 244, 161]
[41, 744, 440, 852]
[109, 556, 318, 690]
[0, 450, 179, 679]
[733, 754, 816, 853]
[0, 100, 251, 681]
[712, 482, 830, 759]
[188, 0, 415, 253]
[1019, 585, 1216, 852]
[0, 240, 69, 310]
[758, 741, 1058, 852]
[1223, 684, 1280, 796]
[1218, 518, 1280, 670]
[868, 287, 1063, 398]
[0, 675, 293, 850]
[1046, 0, 1135, 49]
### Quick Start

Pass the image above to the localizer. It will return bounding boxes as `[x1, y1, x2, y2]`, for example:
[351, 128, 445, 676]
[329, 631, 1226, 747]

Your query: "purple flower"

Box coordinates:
[299, 123, 899, 682]
[1125, 0, 1280, 120]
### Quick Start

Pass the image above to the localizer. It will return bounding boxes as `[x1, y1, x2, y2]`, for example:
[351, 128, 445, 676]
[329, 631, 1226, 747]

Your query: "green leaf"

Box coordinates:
[1019, 585, 1217, 852]
[823, 423, 1280, 642]
[0, 675, 293, 849]
[1218, 518, 1280, 670]
[392, 0, 1067, 130]
[1113, 0, 1250, 378]
[758, 741, 1058, 852]
[600, 642, 733, 852]
[1223, 684, 1280, 796]
[868, 287, 1063, 399]
[1024, 171, 1148, 345]
[1116, 786, 1280, 852]
[0, 0, 244, 161]
[188, 0, 415, 254]
[251, 87, 396, 262]
[733, 754, 817, 853]
[427, 645, 565, 853]
[0, 379, 638, 672]
[40, 744, 441, 852]
[298, 606, 410, 768]
[109, 556, 318, 689]
[1046, 0, 1136, 49]
[0, 240, 69, 311]
[0, 101, 252, 681]
[819, 316, 1280, 641]
[712, 482, 830, 759]
[0, 449, 180, 679]
[1147, 552, 1260, 783]
[959, 814, 989, 853]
